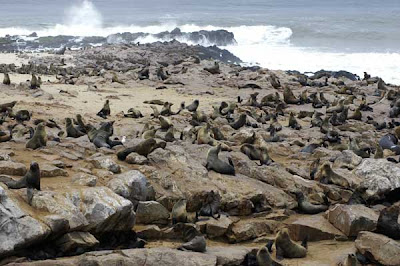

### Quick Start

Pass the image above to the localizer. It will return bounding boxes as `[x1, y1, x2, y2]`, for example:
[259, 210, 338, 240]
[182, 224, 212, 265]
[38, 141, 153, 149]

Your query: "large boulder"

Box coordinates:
[355, 231, 400, 266]
[354, 159, 400, 200]
[288, 214, 346, 241]
[135, 201, 170, 225]
[207, 246, 253, 266]
[333, 150, 362, 170]
[197, 214, 233, 239]
[40, 164, 68, 177]
[87, 155, 121, 174]
[107, 170, 148, 207]
[31, 186, 135, 233]
[326, 204, 378, 236]
[0, 161, 27, 176]
[226, 218, 278, 243]
[0, 185, 50, 257]
[55, 232, 99, 253]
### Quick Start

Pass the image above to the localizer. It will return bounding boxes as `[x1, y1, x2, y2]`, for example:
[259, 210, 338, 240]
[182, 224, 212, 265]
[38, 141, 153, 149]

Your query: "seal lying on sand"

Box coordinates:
[205, 144, 235, 175]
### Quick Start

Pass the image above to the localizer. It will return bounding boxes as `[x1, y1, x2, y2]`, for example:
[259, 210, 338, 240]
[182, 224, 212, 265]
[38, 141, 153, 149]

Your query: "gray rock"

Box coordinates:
[88, 155, 121, 174]
[71, 173, 97, 187]
[55, 232, 99, 253]
[107, 170, 147, 206]
[326, 204, 378, 236]
[40, 164, 69, 177]
[0, 161, 27, 176]
[125, 152, 149, 165]
[207, 246, 253, 266]
[31, 186, 135, 233]
[197, 214, 233, 238]
[0, 185, 50, 257]
[355, 159, 400, 200]
[227, 218, 278, 243]
[136, 201, 170, 225]
[355, 231, 400, 266]
[333, 150, 362, 170]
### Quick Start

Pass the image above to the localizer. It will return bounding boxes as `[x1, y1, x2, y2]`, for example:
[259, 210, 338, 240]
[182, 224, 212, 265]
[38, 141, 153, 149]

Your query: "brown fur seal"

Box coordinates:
[124, 108, 143, 118]
[376, 205, 400, 240]
[142, 126, 157, 139]
[0, 162, 40, 204]
[3, 73, 10, 85]
[230, 113, 247, 130]
[26, 123, 46, 149]
[97, 100, 110, 119]
[288, 112, 301, 130]
[117, 138, 165, 160]
[172, 199, 188, 224]
[159, 116, 173, 130]
[294, 191, 328, 214]
[178, 235, 206, 253]
[75, 114, 89, 133]
[268, 73, 281, 89]
[14, 110, 31, 123]
[199, 190, 221, 219]
[0, 101, 17, 112]
[240, 144, 273, 166]
[220, 102, 236, 115]
[204, 62, 220, 74]
[0, 125, 13, 143]
[186, 100, 199, 112]
[283, 86, 299, 104]
[275, 228, 307, 259]
[348, 107, 362, 120]
[150, 105, 160, 118]
[111, 73, 125, 84]
[30, 74, 39, 89]
[310, 112, 323, 128]
[257, 247, 282, 266]
[315, 163, 349, 187]
[66, 118, 85, 138]
[163, 126, 176, 142]
[205, 144, 235, 175]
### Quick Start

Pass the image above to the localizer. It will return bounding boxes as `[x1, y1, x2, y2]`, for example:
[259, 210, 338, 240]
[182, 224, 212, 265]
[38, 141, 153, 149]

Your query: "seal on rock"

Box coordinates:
[294, 191, 328, 214]
[172, 199, 188, 224]
[26, 123, 47, 149]
[66, 118, 85, 138]
[205, 144, 235, 175]
[186, 100, 199, 112]
[257, 247, 282, 266]
[376, 205, 400, 240]
[240, 144, 273, 166]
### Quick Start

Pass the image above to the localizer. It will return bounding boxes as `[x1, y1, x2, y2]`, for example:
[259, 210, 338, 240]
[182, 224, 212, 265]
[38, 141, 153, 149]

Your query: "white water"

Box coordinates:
[0, 0, 398, 84]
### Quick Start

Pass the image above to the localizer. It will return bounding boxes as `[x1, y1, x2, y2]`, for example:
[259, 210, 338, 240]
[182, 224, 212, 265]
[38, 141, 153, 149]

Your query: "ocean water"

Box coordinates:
[0, 0, 399, 83]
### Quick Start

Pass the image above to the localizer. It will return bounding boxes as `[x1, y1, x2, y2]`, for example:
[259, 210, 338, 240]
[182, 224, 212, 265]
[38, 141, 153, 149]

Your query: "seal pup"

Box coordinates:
[240, 144, 273, 166]
[172, 199, 188, 224]
[205, 144, 235, 175]
[186, 100, 199, 112]
[376, 205, 400, 240]
[294, 191, 328, 214]
[26, 123, 46, 149]
[275, 228, 307, 259]
[65, 118, 85, 138]
[256, 247, 282, 266]
[2, 73, 10, 85]
[97, 100, 110, 119]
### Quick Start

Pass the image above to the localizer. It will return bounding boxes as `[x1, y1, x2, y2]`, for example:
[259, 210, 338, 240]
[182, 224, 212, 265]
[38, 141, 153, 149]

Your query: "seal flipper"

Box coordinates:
[301, 235, 308, 249]
[228, 157, 234, 167]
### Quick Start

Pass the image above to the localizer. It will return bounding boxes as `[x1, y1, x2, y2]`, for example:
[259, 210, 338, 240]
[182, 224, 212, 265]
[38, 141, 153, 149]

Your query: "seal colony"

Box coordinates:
[0, 41, 399, 265]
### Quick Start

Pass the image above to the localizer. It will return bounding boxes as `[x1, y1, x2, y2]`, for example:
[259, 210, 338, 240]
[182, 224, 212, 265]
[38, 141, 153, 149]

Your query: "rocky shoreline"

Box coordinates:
[0, 41, 400, 266]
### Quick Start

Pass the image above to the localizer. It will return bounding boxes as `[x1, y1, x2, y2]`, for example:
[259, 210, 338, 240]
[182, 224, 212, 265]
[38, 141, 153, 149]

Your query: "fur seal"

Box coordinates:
[138, 66, 149, 80]
[117, 138, 165, 160]
[199, 191, 221, 219]
[275, 228, 307, 259]
[283, 86, 299, 104]
[26, 123, 46, 149]
[205, 144, 235, 175]
[178, 235, 206, 253]
[112, 73, 125, 84]
[256, 247, 282, 266]
[3, 73, 10, 85]
[204, 62, 220, 74]
[142, 126, 157, 139]
[0, 125, 12, 143]
[288, 112, 301, 130]
[156, 67, 169, 81]
[124, 108, 143, 118]
[268, 73, 281, 89]
[379, 134, 400, 154]
[30, 74, 39, 89]
[0, 101, 17, 113]
[348, 107, 362, 121]
[230, 113, 247, 130]
[186, 100, 199, 112]
[240, 144, 273, 166]
[220, 101, 236, 116]
[172, 199, 188, 224]
[163, 127, 176, 142]
[315, 163, 349, 187]
[14, 110, 31, 123]
[75, 114, 89, 133]
[150, 105, 160, 118]
[66, 118, 85, 138]
[0, 162, 40, 204]
[376, 205, 400, 240]
[97, 100, 110, 119]
[294, 191, 328, 214]
[159, 116, 173, 130]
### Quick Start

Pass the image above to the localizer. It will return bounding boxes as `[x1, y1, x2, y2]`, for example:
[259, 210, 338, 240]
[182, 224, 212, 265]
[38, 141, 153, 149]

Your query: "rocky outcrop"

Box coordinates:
[0, 161, 27, 176]
[55, 232, 99, 253]
[87, 155, 121, 174]
[326, 204, 378, 236]
[31, 187, 135, 233]
[354, 159, 400, 200]
[355, 231, 400, 266]
[107, 170, 148, 207]
[136, 201, 170, 225]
